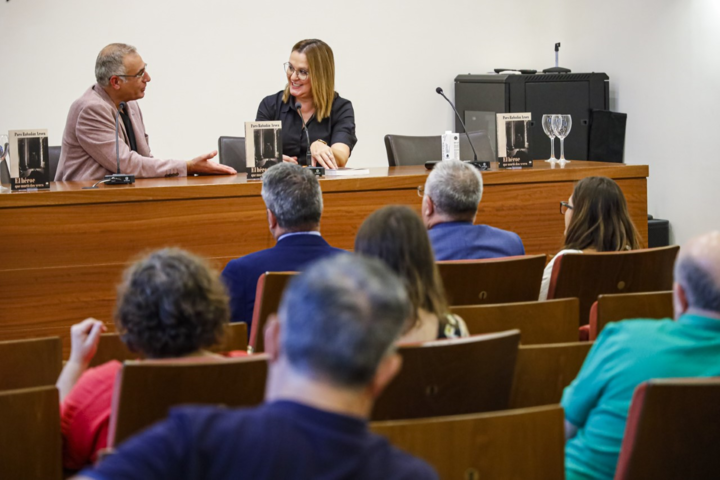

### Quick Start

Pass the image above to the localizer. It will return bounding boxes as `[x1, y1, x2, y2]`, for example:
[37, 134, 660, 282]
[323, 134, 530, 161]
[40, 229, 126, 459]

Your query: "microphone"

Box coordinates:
[435, 87, 479, 163]
[103, 101, 135, 185]
[295, 102, 312, 166]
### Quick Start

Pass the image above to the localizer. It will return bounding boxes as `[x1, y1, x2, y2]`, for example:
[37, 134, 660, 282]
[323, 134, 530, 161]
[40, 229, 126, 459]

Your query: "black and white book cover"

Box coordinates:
[9, 129, 50, 190]
[245, 121, 282, 180]
[496, 113, 533, 168]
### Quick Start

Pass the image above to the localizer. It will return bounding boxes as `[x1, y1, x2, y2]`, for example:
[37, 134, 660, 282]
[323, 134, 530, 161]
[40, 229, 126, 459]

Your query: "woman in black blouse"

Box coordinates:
[256, 39, 356, 169]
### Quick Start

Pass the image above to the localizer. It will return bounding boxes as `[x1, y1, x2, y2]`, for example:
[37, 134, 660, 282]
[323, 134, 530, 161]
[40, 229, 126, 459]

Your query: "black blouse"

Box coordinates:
[256, 91, 357, 165]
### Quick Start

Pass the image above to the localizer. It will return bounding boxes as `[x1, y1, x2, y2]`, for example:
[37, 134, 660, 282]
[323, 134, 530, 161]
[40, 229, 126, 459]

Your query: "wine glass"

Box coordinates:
[0, 134, 9, 192]
[552, 115, 572, 164]
[542, 115, 557, 163]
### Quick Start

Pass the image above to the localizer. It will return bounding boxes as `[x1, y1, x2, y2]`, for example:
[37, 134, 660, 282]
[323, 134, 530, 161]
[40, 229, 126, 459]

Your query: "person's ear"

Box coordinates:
[109, 76, 121, 90]
[264, 315, 281, 361]
[368, 353, 402, 399]
[673, 282, 689, 320]
[267, 209, 278, 230]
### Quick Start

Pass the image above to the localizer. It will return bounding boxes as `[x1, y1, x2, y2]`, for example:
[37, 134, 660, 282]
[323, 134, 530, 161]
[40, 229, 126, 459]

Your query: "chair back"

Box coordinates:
[91, 323, 249, 368]
[0, 386, 62, 480]
[218, 136, 246, 171]
[48, 146, 61, 181]
[438, 255, 546, 306]
[590, 291, 673, 340]
[108, 355, 268, 446]
[452, 298, 579, 344]
[0, 336, 62, 391]
[249, 272, 297, 353]
[615, 378, 720, 480]
[547, 246, 679, 325]
[372, 331, 520, 421]
[372, 405, 565, 480]
[510, 341, 592, 408]
[384, 131, 494, 166]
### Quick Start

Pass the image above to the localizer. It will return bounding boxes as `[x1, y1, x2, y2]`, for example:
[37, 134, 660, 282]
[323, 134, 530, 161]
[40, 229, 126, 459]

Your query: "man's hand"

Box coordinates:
[187, 151, 237, 175]
[282, 155, 298, 164]
[68, 318, 106, 367]
[310, 141, 338, 170]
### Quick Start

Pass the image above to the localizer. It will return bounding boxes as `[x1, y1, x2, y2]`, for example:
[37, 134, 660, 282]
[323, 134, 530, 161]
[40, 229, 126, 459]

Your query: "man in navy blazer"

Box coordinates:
[222, 163, 344, 329]
[421, 160, 525, 261]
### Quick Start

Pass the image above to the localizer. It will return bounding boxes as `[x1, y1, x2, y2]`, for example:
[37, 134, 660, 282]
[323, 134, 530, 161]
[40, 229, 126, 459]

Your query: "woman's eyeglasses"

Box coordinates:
[284, 63, 309, 81]
[560, 201, 573, 215]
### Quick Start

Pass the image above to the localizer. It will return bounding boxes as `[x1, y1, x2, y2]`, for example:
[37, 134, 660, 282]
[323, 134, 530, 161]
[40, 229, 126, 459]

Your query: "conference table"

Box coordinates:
[0, 161, 649, 355]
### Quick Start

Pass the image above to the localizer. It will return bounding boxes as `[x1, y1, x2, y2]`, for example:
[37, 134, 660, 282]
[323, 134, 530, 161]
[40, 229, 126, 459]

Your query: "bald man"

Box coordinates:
[561, 231, 720, 480]
[56, 43, 235, 181]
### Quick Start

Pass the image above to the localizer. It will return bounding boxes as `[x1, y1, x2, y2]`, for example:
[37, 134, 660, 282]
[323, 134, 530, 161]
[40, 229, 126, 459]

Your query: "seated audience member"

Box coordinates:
[55, 43, 236, 181]
[222, 163, 344, 328]
[57, 248, 230, 470]
[421, 160, 525, 261]
[73, 255, 439, 480]
[539, 176, 641, 300]
[561, 231, 720, 480]
[355, 205, 469, 343]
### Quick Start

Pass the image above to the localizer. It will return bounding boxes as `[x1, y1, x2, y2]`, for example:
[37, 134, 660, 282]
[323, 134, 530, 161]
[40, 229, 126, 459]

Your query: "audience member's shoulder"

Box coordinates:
[375, 438, 439, 479]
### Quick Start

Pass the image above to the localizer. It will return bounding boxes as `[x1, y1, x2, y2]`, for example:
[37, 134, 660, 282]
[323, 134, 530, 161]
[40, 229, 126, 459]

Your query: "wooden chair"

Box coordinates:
[0, 386, 62, 480]
[547, 246, 679, 325]
[589, 291, 673, 340]
[0, 336, 62, 391]
[249, 272, 297, 353]
[372, 405, 565, 480]
[615, 378, 720, 480]
[510, 341, 593, 408]
[90, 323, 249, 368]
[437, 254, 547, 306]
[372, 331, 520, 421]
[451, 298, 579, 344]
[108, 355, 269, 446]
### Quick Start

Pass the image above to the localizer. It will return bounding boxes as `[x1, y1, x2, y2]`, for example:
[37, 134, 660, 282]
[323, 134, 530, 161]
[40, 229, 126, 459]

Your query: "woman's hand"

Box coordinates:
[282, 155, 298, 164]
[310, 141, 338, 170]
[68, 318, 106, 367]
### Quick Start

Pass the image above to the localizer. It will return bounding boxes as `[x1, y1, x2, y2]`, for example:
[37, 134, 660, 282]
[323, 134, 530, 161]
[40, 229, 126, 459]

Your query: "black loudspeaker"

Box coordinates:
[589, 110, 627, 164]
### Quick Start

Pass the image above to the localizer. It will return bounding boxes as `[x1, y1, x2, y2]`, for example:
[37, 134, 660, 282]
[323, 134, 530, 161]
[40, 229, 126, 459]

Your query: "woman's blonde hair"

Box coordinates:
[283, 39, 335, 122]
[564, 176, 641, 252]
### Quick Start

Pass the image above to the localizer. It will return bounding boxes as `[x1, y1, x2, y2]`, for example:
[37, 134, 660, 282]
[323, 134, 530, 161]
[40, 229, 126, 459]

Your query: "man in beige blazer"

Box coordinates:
[55, 43, 236, 181]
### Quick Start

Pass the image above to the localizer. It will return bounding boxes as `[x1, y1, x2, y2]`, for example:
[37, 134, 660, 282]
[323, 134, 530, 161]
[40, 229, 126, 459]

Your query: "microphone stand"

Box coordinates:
[435, 87, 490, 170]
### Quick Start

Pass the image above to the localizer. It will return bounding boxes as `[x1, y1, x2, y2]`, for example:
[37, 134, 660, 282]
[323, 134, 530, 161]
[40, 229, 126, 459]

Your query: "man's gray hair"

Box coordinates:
[95, 43, 137, 87]
[279, 254, 410, 388]
[675, 256, 720, 312]
[261, 163, 323, 231]
[425, 160, 483, 218]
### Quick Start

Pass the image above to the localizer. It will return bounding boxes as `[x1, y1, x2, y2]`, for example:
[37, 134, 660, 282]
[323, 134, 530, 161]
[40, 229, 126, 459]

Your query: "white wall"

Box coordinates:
[1, 0, 718, 244]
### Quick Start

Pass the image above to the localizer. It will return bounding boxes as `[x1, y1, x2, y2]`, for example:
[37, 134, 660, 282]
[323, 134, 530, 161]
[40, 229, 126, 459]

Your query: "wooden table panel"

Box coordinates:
[0, 162, 649, 355]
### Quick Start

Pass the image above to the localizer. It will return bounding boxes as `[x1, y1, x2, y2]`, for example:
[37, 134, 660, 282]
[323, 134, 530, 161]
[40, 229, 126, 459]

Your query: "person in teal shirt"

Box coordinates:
[561, 231, 720, 480]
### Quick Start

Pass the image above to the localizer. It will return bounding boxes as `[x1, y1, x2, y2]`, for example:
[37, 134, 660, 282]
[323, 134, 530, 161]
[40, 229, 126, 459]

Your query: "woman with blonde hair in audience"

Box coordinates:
[354, 205, 469, 343]
[539, 176, 642, 300]
[56, 248, 230, 471]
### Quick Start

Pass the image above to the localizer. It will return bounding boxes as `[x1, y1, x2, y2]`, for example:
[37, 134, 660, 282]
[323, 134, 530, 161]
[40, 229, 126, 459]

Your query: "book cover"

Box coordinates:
[244, 121, 282, 180]
[8, 129, 50, 190]
[496, 113, 533, 168]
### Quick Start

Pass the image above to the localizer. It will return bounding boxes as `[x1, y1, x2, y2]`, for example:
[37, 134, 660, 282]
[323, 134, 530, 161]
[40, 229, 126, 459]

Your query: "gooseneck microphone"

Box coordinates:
[115, 102, 126, 174]
[435, 87, 478, 162]
[295, 102, 312, 166]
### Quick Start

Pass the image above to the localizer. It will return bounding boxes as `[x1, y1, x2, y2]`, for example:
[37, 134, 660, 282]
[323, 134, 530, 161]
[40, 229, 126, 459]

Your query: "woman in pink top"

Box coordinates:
[56, 248, 230, 471]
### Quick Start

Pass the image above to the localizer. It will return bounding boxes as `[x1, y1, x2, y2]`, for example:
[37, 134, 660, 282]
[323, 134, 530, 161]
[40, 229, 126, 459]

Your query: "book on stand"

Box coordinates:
[8, 129, 50, 191]
[496, 113, 533, 168]
[245, 121, 282, 180]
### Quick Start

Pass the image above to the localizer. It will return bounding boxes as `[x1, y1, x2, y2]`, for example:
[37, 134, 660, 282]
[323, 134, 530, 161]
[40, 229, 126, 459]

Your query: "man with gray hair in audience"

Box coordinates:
[561, 231, 720, 480]
[420, 160, 524, 260]
[73, 254, 438, 480]
[222, 162, 344, 330]
[56, 43, 235, 181]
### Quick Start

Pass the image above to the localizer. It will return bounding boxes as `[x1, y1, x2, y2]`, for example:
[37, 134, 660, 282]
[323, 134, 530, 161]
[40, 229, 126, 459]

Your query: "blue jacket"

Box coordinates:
[222, 234, 345, 328]
[428, 221, 525, 261]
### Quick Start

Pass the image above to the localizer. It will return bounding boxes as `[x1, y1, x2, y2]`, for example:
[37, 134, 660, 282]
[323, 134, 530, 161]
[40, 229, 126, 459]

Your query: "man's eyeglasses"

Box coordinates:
[417, 185, 425, 197]
[116, 65, 148, 80]
[560, 201, 573, 215]
[284, 63, 309, 81]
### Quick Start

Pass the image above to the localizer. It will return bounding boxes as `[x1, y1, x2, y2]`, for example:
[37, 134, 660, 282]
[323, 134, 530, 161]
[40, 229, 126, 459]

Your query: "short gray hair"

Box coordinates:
[279, 254, 410, 388]
[425, 160, 483, 219]
[95, 43, 137, 87]
[261, 163, 323, 231]
[675, 256, 720, 312]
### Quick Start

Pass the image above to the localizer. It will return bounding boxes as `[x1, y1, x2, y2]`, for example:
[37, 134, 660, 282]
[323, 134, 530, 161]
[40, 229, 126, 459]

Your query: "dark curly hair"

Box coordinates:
[115, 248, 229, 359]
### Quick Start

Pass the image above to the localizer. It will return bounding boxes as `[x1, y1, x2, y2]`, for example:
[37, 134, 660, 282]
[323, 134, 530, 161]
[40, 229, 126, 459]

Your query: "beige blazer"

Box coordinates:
[55, 84, 187, 181]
